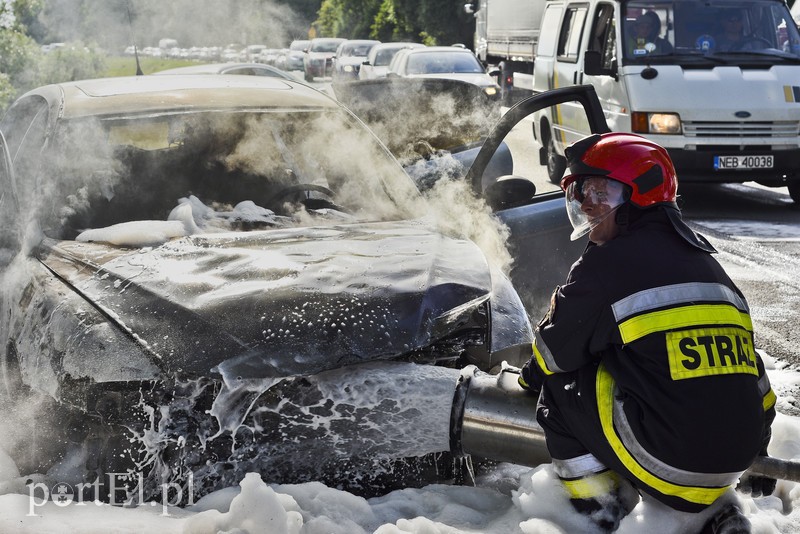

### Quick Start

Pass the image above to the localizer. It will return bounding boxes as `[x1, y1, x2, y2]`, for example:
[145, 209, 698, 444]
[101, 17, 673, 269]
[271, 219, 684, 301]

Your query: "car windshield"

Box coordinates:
[622, 0, 800, 63]
[342, 44, 374, 56]
[311, 40, 341, 53]
[375, 47, 404, 66]
[42, 108, 421, 241]
[406, 51, 484, 74]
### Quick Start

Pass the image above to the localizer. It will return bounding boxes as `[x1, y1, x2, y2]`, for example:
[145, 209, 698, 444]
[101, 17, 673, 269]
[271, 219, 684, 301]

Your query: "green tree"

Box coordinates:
[0, 1, 44, 109]
[319, 0, 474, 46]
[315, 0, 382, 38]
[392, 0, 474, 46]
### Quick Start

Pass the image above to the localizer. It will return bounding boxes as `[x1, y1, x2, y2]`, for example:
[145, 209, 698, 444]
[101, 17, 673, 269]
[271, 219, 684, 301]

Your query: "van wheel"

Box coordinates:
[789, 182, 800, 204]
[545, 130, 567, 184]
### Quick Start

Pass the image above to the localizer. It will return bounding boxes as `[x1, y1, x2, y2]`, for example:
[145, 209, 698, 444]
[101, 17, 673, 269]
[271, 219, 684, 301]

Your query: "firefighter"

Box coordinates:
[517, 132, 776, 533]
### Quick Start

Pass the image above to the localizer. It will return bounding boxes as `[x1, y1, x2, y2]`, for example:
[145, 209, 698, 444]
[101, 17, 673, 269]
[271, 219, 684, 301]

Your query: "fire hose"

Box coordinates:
[449, 365, 800, 483]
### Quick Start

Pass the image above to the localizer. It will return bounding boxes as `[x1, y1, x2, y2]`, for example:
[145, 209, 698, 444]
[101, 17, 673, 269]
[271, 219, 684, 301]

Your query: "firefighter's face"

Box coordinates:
[579, 177, 622, 244]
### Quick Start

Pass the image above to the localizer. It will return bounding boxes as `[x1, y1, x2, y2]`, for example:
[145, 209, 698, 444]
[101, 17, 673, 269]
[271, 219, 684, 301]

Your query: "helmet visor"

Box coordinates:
[565, 176, 627, 241]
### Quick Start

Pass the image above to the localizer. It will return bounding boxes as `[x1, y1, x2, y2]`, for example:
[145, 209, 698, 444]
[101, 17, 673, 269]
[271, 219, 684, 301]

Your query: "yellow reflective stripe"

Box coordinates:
[533, 343, 555, 376]
[764, 389, 777, 411]
[618, 304, 753, 344]
[596, 365, 728, 506]
[561, 471, 620, 500]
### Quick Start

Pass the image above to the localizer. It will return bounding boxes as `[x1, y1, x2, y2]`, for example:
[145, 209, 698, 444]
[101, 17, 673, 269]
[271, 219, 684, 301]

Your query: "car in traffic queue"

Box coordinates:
[332, 39, 381, 81]
[387, 46, 501, 101]
[303, 37, 346, 81]
[0, 73, 600, 501]
[285, 39, 310, 71]
[359, 42, 426, 80]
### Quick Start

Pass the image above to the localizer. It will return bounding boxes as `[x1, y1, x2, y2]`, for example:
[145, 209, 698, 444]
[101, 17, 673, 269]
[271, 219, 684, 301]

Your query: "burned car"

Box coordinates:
[0, 75, 593, 500]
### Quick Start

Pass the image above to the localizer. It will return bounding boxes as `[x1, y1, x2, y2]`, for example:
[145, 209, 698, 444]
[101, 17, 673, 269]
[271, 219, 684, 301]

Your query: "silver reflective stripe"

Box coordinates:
[612, 393, 743, 487]
[612, 282, 749, 323]
[534, 329, 565, 373]
[758, 372, 772, 396]
[553, 453, 606, 479]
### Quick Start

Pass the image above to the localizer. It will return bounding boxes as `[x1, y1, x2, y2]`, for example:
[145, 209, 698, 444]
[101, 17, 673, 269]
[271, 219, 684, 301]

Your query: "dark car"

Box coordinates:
[387, 46, 501, 101]
[0, 72, 598, 500]
[331, 39, 380, 81]
[303, 37, 346, 81]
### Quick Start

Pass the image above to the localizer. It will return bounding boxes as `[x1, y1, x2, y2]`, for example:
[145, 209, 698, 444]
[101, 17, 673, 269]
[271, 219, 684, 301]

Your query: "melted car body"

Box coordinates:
[0, 74, 548, 498]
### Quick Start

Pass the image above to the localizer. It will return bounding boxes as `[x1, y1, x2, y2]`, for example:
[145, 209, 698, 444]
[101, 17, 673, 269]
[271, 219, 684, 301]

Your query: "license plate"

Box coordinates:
[713, 155, 774, 170]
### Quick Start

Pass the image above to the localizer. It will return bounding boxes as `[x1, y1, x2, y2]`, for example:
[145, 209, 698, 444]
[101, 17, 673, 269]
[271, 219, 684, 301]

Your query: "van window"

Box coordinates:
[537, 5, 564, 57]
[623, 0, 800, 64]
[557, 5, 589, 61]
[588, 3, 617, 69]
[624, 4, 673, 59]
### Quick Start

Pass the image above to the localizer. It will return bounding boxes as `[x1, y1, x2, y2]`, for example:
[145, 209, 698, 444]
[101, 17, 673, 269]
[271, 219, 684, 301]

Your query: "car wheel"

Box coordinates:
[789, 182, 800, 203]
[545, 127, 567, 185]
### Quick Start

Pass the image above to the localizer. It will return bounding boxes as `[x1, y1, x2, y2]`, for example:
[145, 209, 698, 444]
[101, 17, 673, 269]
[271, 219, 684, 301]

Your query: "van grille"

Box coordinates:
[682, 121, 800, 138]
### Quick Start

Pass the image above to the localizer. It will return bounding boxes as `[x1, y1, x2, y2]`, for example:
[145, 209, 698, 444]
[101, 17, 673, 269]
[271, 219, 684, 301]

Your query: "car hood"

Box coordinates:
[621, 65, 800, 122]
[407, 72, 497, 89]
[337, 56, 368, 67]
[308, 51, 336, 60]
[38, 220, 494, 380]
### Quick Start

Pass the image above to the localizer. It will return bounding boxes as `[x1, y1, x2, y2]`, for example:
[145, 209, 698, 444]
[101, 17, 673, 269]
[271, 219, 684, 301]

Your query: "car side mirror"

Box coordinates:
[488, 67, 501, 77]
[584, 50, 616, 77]
[484, 175, 537, 211]
[362, 60, 371, 66]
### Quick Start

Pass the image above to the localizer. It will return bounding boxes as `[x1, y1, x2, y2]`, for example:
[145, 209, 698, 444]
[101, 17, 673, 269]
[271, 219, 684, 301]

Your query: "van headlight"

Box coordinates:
[484, 86, 498, 97]
[631, 112, 681, 134]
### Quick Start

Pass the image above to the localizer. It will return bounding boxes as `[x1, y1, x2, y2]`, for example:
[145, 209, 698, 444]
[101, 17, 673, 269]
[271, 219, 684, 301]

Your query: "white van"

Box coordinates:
[532, 0, 800, 202]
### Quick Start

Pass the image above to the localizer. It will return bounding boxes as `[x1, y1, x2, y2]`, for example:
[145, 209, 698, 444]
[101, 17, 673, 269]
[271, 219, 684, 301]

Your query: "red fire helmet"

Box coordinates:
[560, 133, 678, 208]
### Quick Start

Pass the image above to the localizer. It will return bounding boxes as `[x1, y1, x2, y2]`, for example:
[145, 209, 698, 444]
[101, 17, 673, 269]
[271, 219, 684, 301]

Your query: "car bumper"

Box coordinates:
[667, 147, 800, 184]
[305, 59, 334, 76]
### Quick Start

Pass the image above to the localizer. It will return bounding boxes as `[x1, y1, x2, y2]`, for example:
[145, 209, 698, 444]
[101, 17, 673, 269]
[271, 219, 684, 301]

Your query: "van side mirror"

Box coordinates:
[584, 51, 615, 77]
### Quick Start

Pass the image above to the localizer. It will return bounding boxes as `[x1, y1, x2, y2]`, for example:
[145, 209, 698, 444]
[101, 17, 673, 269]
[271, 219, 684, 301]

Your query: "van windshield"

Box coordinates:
[622, 0, 800, 64]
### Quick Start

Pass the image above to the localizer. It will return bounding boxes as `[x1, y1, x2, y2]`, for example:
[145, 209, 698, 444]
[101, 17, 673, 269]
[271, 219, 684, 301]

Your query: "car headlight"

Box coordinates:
[631, 112, 682, 134]
[344, 65, 354, 72]
[484, 86, 498, 97]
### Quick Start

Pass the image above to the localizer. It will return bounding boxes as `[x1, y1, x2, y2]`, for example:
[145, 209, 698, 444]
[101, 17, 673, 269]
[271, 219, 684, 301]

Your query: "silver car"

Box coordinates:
[359, 42, 426, 80]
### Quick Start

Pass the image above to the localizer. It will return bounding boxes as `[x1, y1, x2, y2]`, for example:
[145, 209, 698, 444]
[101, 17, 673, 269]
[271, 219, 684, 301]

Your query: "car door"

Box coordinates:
[551, 3, 594, 152]
[582, 2, 630, 132]
[465, 85, 611, 319]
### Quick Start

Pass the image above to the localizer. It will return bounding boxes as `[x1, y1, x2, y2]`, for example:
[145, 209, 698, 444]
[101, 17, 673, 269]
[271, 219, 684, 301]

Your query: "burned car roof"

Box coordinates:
[50, 74, 336, 118]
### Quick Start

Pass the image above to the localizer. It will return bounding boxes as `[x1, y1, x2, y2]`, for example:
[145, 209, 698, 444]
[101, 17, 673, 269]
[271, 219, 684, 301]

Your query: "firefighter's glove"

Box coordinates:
[737, 463, 777, 497]
[737, 429, 777, 497]
[517, 359, 545, 397]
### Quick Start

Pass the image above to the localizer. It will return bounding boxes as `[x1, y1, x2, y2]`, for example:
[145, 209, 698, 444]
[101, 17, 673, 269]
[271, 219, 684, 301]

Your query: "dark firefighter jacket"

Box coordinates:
[528, 207, 776, 503]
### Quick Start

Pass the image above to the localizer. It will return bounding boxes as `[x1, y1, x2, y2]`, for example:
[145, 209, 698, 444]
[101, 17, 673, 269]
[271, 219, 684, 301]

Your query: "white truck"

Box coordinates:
[530, 0, 800, 201]
[465, 0, 547, 101]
